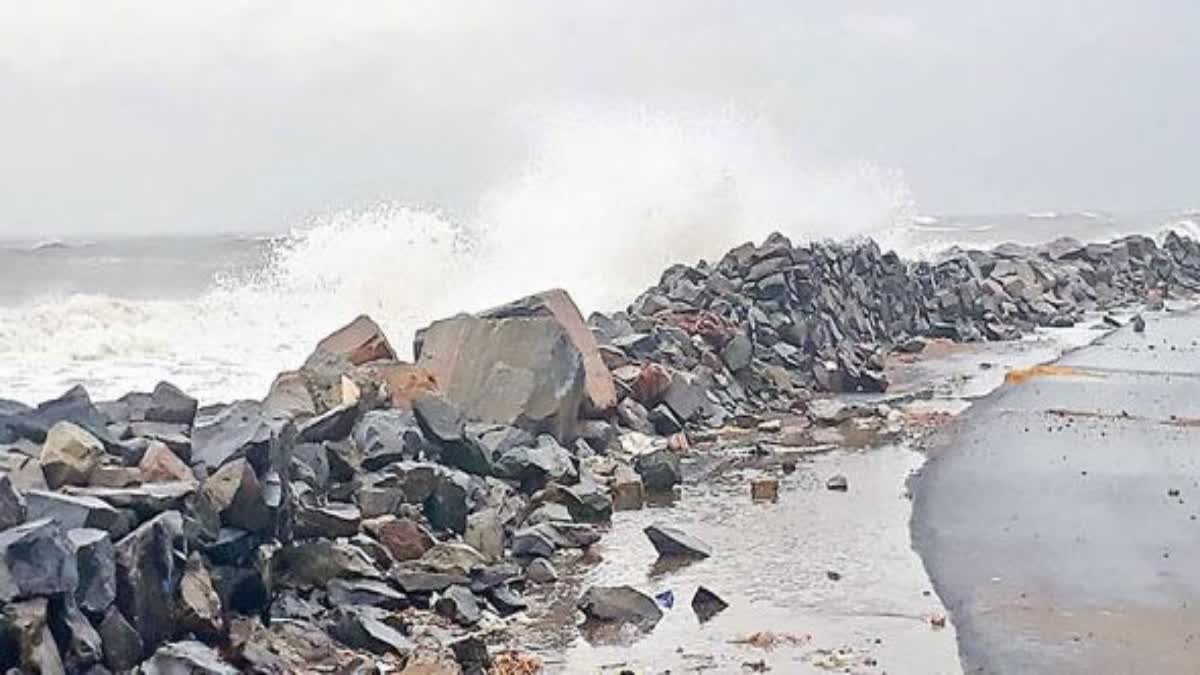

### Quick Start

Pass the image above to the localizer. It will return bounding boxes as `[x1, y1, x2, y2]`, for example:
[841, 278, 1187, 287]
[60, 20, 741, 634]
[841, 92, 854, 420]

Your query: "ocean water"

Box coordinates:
[1, 113, 1196, 406]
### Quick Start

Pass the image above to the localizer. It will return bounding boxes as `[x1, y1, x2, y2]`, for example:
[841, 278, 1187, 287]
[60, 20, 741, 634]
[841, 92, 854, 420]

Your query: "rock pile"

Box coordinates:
[588, 230, 1200, 424]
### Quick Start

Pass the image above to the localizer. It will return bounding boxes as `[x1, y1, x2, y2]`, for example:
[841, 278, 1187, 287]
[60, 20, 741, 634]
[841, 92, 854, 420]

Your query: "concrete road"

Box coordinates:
[912, 310, 1200, 674]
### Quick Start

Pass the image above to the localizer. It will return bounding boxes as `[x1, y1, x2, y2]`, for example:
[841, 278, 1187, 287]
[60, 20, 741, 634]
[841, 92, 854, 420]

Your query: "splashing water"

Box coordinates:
[0, 108, 917, 404]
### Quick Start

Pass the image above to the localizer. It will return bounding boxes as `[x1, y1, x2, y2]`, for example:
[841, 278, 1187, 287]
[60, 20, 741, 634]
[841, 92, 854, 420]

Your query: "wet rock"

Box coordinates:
[141, 641, 239, 675]
[0, 473, 26, 529]
[113, 513, 178, 651]
[634, 449, 682, 492]
[435, 585, 482, 626]
[138, 441, 194, 483]
[691, 586, 729, 622]
[577, 586, 663, 630]
[826, 474, 849, 491]
[644, 524, 712, 559]
[40, 420, 103, 488]
[420, 542, 487, 574]
[662, 374, 708, 423]
[290, 442, 330, 490]
[33, 385, 116, 446]
[145, 382, 198, 426]
[355, 410, 434, 471]
[328, 578, 409, 610]
[272, 540, 380, 588]
[525, 501, 572, 526]
[331, 606, 414, 656]
[200, 458, 272, 533]
[96, 607, 143, 672]
[127, 421, 193, 461]
[526, 558, 558, 583]
[69, 528, 116, 616]
[465, 508, 505, 562]
[1132, 314, 1146, 333]
[191, 400, 283, 472]
[555, 474, 614, 523]
[415, 311, 586, 443]
[721, 332, 753, 372]
[0, 597, 66, 674]
[494, 437, 577, 492]
[177, 554, 223, 638]
[0, 518, 78, 601]
[294, 502, 362, 539]
[362, 516, 435, 562]
[63, 482, 195, 521]
[390, 568, 470, 595]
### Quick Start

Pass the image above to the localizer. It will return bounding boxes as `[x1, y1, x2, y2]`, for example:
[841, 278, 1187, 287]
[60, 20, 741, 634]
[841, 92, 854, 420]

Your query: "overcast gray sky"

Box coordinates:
[0, 1, 1196, 237]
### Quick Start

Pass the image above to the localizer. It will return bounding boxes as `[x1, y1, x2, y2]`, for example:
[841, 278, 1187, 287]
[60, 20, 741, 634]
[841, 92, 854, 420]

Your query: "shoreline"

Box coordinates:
[1, 230, 1197, 673]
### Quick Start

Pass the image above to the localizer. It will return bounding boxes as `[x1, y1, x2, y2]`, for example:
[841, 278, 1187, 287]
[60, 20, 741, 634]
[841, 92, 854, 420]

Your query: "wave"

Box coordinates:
[3, 238, 96, 253]
[1026, 211, 1061, 220]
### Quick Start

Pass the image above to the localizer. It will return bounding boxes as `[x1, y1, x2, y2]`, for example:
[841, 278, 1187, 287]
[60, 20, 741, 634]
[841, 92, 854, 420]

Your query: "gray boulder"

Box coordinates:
[634, 449, 682, 492]
[327, 578, 409, 610]
[0, 518, 78, 602]
[330, 605, 413, 656]
[435, 585, 482, 626]
[113, 513, 178, 651]
[0, 473, 25, 529]
[494, 437, 578, 492]
[644, 524, 712, 559]
[577, 585, 663, 630]
[145, 382, 198, 426]
[97, 607, 143, 672]
[69, 528, 116, 616]
[353, 410, 434, 471]
[140, 641, 239, 675]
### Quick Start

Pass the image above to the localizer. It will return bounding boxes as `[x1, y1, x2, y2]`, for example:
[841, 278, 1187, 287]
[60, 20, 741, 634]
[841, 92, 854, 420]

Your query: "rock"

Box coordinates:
[578, 420, 617, 454]
[691, 586, 729, 622]
[293, 502, 361, 539]
[415, 311, 585, 444]
[610, 465, 645, 511]
[302, 316, 398, 411]
[354, 411, 434, 471]
[526, 558, 558, 584]
[616, 398, 655, 435]
[40, 420, 103, 488]
[0, 518, 78, 602]
[354, 361, 440, 410]
[721, 332, 753, 372]
[191, 400, 282, 471]
[643, 524, 712, 559]
[451, 635, 491, 675]
[328, 578, 409, 610]
[662, 374, 708, 423]
[488, 583, 529, 617]
[297, 403, 360, 444]
[145, 382, 198, 426]
[524, 501, 572, 526]
[127, 422, 193, 461]
[634, 449, 682, 492]
[0, 597, 66, 674]
[96, 607, 143, 672]
[425, 468, 474, 534]
[49, 595, 104, 670]
[140, 641, 239, 675]
[89, 465, 142, 488]
[510, 526, 557, 559]
[113, 513, 178, 651]
[555, 474, 614, 523]
[434, 585, 482, 626]
[262, 370, 317, 420]
[390, 569, 470, 595]
[69, 528, 117, 616]
[0, 451, 47, 490]
[412, 393, 466, 444]
[63, 483, 194, 520]
[420, 542, 487, 574]
[577, 586, 663, 630]
[465, 508, 505, 562]
[648, 404, 683, 435]
[177, 554, 223, 638]
[494, 438, 578, 492]
[200, 458, 272, 533]
[750, 478, 778, 502]
[272, 540, 380, 588]
[137, 442, 196, 484]
[1133, 314, 1147, 333]
[0, 473, 26, 530]
[34, 385, 115, 446]
[826, 474, 849, 492]
[362, 516, 435, 562]
[330, 606, 414, 656]
[756, 419, 783, 433]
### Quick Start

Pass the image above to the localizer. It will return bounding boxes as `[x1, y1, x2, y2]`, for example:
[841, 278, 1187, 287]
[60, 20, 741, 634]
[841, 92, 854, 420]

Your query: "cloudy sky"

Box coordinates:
[0, 1, 1195, 236]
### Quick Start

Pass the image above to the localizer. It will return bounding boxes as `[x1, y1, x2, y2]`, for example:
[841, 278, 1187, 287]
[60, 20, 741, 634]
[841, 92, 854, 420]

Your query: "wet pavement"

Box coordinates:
[911, 309, 1200, 673]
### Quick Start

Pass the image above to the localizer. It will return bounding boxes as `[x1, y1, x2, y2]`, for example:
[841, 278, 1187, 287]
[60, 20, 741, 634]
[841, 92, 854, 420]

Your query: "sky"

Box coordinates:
[0, 1, 1196, 237]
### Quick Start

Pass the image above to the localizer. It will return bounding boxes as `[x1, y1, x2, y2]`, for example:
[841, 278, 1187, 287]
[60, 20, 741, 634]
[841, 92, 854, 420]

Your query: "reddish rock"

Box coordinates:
[306, 315, 397, 368]
[139, 441, 195, 483]
[632, 364, 672, 407]
[355, 361, 440, 410]
[362, 516, 434, 562]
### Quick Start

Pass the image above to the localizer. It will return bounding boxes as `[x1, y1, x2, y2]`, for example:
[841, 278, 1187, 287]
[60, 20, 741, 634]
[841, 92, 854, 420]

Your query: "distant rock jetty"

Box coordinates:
[0, 230, 1195, 672]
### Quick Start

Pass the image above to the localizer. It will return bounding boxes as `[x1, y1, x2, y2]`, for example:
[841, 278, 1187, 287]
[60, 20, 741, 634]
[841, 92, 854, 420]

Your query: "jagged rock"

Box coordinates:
[203, 528, 258, 566]
[721, 332, 753, 371]
[294, 502, 361, 539]
[272, 539, 380, 589]
[353, 361, 440, 410]
[113, 513, 178, 651]
[89, 465, 142, 488]
[494, 437, 577, 492]
[415, 311, 585, 444]
[465, 508, 504, 562]
[0, 518, 78, 601]
[510, 526, 556, 559]
[290, 442, 330, 489]
[302, 315, 398, 412]
[435, 585, 482, 626]
[327, 578, 409, 610]
[145, 382, 198, 426]
[488, 582, 529, 617]
[200, 458, 272, 532]
[634, 449, 682, 492]
[330, 606, 414, 656]
[826, 474, 849, 491]
[425, 467, 474, 534]
[127, 421, 193, 461]
[413, 394, 493, 476]
[178, 554, 223, 638]
[362, 516, 435, 562]
[97, 607, 143, 672]
[577, 586, 663, 630]
[298, 403, 360, 444]
[268, 589, 322, 621]
[209, 564, 270, 616]
[526, 558, 558, 583]
[421, 542, 487, 574]
[578, 420, 617, 454]
[0, 597, 66, 674]
[644, 524, 712, 559]
[191, 400, 283, 471]
[49, 595, 104, 670]
[69, 528, 116, 616]
[63, 482, 194, 520]
[263, 370, 317, 420]
[478, 289, 618, 416]
[29, 385, 115, 446]
[553, 474, 614, 523]
[354, 411, 434, 471]
[524, 502, 572, 526]
[141, 641, 239, 675]
[451, 635, 491, 675]
[0, 451, 47, 490]
[0, 473, 26, 529]
[648, 404, 683, 435]
[40, 420, 103, 488]
[1133, 313, 1147, 333]
[691, 586, 729, 622]
[390, 569, 470, 595]
[662, 374, 708, 423]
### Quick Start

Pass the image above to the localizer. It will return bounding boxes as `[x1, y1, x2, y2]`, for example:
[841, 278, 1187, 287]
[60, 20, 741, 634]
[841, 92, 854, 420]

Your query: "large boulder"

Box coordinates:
[353, 410, 435, 471]
[191, 400, 286, 471]
[24, 490, 126, 538]
[69, 528, 117, 616]
[302, 315, 398, 412]
[113, 513, 179, 652]
[0, 518, 78, 602]
[415, 310, 586, 443]
[145, 382, 198, 426]
[577, 585, 663, 630]
[478, 289, 618, 416]
[634, 449, 682, 492]
[199, 459, 273, 533]
[40, 420, 104, 488]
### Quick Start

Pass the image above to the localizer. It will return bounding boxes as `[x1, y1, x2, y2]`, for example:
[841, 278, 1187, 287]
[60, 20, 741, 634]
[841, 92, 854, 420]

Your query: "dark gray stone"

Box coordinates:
[0, 597, 66, 674]
[634, 449, 682, 492]
[69, 528, 116, 616]
[354, 410, 434, 471]
[330, 606, 414, 656]
[390, 569, 470, 595]
[298, 403, 360, 443]
[112, 513, 178, 651]
[616, 398, 655, 435]
[327, 578, 409, 610]
[293, 502, 361, 539]
[577, 585, 663, 630]
[0, 518, 78, 602]
[494, 437, 578, 492]
[648, 404, 683, 435]
[412, 393, 465, 444]
[644, 524, 712, 559]
[145, 382, 198, 426]
[96, 607, 143, 672]
[0, 473, 25, 530]
[49, 595, 104, 670]
[691, 586, 729, 622]
[435, 585, 482, 626]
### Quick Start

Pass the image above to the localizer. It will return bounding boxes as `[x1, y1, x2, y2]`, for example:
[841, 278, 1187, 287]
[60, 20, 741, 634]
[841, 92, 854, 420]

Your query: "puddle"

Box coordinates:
[523, 446, 960, 674]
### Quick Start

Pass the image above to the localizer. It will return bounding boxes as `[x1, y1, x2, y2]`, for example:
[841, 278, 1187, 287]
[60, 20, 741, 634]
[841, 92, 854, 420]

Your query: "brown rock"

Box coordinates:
[362, 516, 434, 562]
[139, 441, 195, 483]
[0, 597, 66, 674]
[355, 361, 440, 410]
[89, 465, 142, 488]
[262, 370, 317, 420]
[177, 554, 224, 638]
[610, 465, 645, 511]
[40, 421, 103, 488]
[751, 478, 779, 502]
[200, 459, 271, 532]
[307, 315, 397, 369]
[632, 364, 672, 406]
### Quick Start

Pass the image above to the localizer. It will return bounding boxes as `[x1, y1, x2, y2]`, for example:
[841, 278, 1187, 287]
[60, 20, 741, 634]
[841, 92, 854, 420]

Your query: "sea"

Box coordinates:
[1, 208, 1196, 407]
